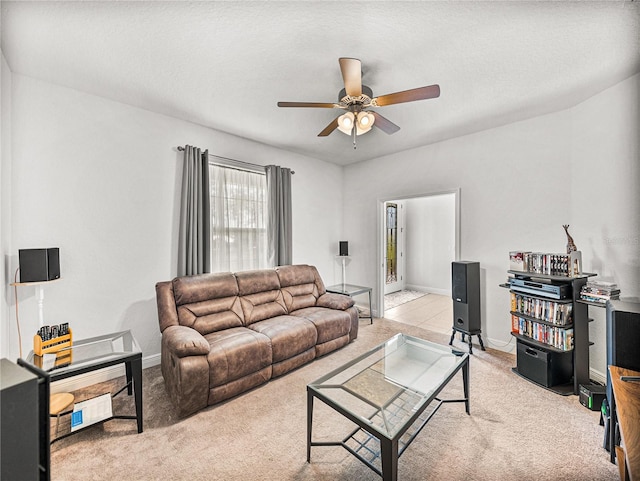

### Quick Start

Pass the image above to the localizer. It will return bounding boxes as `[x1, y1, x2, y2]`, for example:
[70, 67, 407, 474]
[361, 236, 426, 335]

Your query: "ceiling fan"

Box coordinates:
[277, 57, 440, 148]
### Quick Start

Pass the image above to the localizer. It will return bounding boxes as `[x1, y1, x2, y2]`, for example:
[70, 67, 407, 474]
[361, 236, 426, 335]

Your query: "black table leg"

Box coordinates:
[307, 389, 314, 463]
[380, 437, 398, 481]
[462, 358, 470, 415]
[130, 357, 143, 433]
[125, 361, 133, 395]
[449, 328, 456, 346]
[368, 291, 373, 324]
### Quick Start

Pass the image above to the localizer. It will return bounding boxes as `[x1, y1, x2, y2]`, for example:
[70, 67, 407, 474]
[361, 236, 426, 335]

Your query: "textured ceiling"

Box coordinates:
[2, 1, 639, 165]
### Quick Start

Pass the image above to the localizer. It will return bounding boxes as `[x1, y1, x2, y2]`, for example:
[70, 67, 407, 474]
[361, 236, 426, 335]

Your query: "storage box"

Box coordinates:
[516, 340, 573, 387]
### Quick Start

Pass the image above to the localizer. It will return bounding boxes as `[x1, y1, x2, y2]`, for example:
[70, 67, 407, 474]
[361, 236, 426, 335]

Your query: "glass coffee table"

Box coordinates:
[307, 333, 469, 481]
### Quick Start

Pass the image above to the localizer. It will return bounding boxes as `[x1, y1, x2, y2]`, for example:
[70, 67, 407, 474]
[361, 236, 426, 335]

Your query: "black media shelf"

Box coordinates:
[507, 271, 596, 282]
[576, 299, 608, 308]
[504, 269, 596, 395]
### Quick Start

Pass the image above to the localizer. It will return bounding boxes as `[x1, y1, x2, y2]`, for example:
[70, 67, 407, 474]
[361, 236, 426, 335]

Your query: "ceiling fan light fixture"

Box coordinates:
[356, 111, 375, 135]
[337, 111, 355, 135]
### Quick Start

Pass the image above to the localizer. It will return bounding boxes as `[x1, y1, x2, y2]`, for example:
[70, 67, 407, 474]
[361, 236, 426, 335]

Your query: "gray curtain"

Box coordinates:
[178, 145, 211, 276]
[265, 165, 292, 266]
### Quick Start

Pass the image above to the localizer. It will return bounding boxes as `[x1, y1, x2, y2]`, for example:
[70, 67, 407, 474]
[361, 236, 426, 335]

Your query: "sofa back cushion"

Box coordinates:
[236, 270, 287, 325]
[172, 273, 244, 335]
[276, 264, 324, 312]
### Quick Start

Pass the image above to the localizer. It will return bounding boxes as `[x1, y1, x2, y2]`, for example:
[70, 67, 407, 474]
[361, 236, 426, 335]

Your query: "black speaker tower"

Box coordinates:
[449, 261, 485, 354]
[604, 299, 640, 461]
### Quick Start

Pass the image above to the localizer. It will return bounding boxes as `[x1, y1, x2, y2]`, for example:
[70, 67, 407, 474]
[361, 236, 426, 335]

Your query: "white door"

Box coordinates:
[384, 202, 404, 294]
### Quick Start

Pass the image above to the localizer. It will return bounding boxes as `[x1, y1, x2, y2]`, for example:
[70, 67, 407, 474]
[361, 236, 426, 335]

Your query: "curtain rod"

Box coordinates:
[177, 146, 294, 174]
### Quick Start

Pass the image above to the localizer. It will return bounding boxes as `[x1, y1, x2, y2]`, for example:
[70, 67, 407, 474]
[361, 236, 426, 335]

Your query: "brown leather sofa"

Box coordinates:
[155, 264, 359, 417]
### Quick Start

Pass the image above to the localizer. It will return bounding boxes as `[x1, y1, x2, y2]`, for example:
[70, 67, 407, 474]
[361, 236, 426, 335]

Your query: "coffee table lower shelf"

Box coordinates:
[309, 396, 457, 477]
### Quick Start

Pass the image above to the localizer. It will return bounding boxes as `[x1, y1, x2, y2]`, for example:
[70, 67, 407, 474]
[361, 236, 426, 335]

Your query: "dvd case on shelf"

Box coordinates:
[508, 251, 582, 277]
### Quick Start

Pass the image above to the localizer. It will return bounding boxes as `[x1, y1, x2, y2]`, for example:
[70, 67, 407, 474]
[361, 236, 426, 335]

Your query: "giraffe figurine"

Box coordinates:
[563, 224, 577, 254]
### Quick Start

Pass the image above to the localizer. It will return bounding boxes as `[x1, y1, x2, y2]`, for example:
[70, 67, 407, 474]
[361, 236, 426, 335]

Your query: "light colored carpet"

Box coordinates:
[384, 289, 428, 310]
[50, 319, 617, 481]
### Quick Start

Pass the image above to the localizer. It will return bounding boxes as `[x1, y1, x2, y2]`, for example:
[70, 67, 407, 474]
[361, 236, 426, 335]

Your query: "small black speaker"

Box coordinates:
[19, 248, 60, 282]
[339, 241, 349, 256]
[452, 261, 481, 333]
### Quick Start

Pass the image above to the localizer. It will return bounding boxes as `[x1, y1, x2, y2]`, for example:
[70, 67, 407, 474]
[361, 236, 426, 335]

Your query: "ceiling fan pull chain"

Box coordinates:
[352, 124, 357, 149]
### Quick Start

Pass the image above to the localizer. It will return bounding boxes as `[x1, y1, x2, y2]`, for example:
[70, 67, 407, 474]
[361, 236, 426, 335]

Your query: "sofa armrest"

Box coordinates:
[316, 292, 355, 310]
[162, 325, 210, 358]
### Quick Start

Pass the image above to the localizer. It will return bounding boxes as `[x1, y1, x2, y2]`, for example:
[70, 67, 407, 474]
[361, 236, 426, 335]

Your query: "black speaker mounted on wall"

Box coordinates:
[18, 248, 60, 283]
[339, 241, 349, 256]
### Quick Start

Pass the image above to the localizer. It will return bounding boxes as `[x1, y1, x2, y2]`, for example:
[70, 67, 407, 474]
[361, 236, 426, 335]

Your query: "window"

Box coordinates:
[209, 164, 268, 272]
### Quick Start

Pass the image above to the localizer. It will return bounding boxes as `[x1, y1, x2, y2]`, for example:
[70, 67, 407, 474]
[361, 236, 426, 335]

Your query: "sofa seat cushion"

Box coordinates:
[249, 315, 318, 362]
[204, 327, 272, 388]
[290, 307, 351, 344]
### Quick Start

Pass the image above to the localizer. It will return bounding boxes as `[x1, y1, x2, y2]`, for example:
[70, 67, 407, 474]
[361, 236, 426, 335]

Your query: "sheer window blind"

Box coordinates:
[209, 164, 268, 272]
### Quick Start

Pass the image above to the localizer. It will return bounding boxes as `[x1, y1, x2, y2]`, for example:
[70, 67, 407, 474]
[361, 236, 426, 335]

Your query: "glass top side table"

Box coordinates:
[326, 283, 373, 324]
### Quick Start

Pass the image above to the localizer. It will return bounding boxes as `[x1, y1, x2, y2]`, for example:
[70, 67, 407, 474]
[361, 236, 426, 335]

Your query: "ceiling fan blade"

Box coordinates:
[339, 58, 362, 97]
[277, 101, 338, 108]
[372, 112, 400, 134]
[373, 84, 440, 107]
[318, 117, 340, 137]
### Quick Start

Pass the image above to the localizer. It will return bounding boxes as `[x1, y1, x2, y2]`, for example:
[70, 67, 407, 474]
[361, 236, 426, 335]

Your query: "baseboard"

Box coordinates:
[477, 335, 517, 354]
[50, 353, 161, 394]
[404, 284, 450, 297]
[589, 368, 606, 386]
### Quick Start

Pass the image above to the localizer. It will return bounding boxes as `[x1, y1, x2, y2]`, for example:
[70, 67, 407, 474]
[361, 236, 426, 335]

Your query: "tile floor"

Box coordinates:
[383, 292, 454, 335]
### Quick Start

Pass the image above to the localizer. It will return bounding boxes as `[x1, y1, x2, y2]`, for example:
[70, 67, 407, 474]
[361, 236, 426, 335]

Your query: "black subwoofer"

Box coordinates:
[452, 261, 481, 333]
[517, 340, 573, 387]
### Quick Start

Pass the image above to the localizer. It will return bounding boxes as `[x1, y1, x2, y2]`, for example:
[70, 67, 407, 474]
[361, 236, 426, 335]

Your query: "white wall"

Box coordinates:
[344, 73, 639, 379]
[1, 52, 13, 359]
[5, 74, 344, 363]
[404, 193, 456, 295]
[569, 73, 640, 380]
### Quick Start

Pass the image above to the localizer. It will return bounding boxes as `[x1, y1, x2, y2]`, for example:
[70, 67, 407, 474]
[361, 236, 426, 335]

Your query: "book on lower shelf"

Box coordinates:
[71, 393, 113, 432]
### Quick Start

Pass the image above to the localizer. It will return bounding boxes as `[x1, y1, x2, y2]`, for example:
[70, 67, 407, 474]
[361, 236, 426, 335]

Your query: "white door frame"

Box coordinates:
[376, 188, 461, 317]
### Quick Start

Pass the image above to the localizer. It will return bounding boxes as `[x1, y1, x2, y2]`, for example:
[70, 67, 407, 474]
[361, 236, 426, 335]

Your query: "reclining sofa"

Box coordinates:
[155, 264, 359, 417]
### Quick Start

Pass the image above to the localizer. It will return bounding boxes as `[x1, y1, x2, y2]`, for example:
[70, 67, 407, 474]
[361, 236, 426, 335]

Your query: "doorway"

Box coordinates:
[378, 189, 460, 317]
[384, 201, 404, 295]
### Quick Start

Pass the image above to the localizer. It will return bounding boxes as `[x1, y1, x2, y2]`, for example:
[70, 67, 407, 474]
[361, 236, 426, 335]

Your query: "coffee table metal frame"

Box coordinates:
[307, 333, 469, 481]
